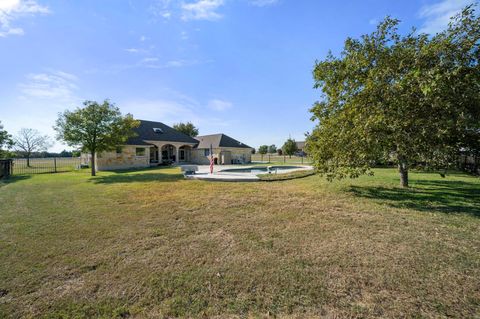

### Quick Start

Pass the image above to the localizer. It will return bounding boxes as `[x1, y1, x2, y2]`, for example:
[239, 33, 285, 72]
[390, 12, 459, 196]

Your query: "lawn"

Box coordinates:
[0, 167, 479, 318]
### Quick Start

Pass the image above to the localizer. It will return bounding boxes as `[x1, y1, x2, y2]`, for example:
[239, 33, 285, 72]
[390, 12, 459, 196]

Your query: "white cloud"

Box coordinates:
[19, 70, 78, 101]
[181, 0, 224, 21]
[418, 0, 473, 34]
[249, 0, 278, 7]
[125, 48, 144, 53]
[140, 35, 147, 41]
[101, 57, 211, 73]
[0, 0, 50, 37]
[207, 99, 233, 111]
[136, 57, 208, 69]
[149, 0, 173, 20]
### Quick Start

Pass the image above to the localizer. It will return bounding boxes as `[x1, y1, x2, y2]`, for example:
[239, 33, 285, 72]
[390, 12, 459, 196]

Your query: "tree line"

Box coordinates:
[257, 138, 301, 158]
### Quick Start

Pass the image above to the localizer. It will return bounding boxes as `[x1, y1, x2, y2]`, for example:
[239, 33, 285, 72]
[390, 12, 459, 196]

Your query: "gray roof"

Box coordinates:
[195, 134, 252, 149]
[126, 120, 199, 145]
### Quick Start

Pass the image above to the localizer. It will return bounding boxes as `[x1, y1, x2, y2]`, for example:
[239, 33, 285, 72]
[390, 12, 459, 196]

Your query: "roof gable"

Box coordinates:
[126, 120, 199, 145]
[196, 134, 252, 149]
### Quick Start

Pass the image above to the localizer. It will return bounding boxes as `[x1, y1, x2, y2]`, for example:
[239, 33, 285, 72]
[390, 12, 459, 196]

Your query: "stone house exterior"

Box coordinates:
[89, 120, 253, 171]
[295, 141, 307, 156]
[192, 133, 253, 165]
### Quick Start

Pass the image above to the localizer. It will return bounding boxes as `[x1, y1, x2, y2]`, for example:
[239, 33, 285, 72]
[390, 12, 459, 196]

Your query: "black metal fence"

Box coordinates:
[252, 154, 311, 164]
[0, 159, 13, 179]
[12, 157, 82, 175]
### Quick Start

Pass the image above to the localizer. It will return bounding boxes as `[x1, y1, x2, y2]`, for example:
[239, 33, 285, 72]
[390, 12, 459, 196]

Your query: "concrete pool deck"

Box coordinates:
[183, 165, 314, 182]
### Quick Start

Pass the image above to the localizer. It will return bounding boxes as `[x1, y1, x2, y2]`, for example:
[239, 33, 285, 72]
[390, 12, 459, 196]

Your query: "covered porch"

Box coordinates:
[147, 142, 195, 165]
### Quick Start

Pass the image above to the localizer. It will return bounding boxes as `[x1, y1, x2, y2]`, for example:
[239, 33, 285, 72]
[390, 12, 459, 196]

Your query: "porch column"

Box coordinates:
[175, 147, 180, 164]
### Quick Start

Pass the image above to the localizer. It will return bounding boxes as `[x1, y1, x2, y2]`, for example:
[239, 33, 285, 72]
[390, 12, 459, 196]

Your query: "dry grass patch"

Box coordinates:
[0, 167, 479, 318]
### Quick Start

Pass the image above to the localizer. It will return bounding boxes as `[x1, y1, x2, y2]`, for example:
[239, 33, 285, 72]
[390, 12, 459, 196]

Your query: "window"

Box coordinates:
[153, 128, 163, 133]
[116, 146, 122, 154]
[136, 148, 146, 156]
[204, 149, 210, 156]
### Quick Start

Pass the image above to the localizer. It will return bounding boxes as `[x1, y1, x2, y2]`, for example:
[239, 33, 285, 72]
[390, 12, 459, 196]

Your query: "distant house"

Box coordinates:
[90, 120, 253, 170]
[295, 141, 307, 156]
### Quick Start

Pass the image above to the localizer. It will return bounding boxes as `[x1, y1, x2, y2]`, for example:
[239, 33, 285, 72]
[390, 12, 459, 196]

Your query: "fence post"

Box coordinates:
[301, 156, 303, 164]
[54, 157, 57, 173]
[268, 154, 271, 163]
[284, 155, 286, 163]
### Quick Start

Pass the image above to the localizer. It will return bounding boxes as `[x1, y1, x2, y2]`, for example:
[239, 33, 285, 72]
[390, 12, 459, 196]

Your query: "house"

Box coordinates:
[295, 141, 307, 156]
[193, 133, 253, 165]
[92, 120, 253, 170]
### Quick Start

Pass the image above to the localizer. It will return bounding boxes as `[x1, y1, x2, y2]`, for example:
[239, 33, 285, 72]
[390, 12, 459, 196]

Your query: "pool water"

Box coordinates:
[220, 166, 303, 174]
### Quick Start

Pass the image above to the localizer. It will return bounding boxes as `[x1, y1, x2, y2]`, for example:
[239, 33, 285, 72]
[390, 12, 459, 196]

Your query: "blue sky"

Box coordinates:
[0, 0, 473, 151]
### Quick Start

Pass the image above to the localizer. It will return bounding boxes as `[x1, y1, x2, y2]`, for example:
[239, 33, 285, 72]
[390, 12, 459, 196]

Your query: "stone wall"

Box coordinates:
[96, 146, 150, 171]
[191, 147, 253, 165]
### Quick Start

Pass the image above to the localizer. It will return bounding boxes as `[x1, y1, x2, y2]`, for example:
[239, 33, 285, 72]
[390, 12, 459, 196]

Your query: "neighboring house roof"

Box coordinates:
[296, 141, 306, 149]
[195, 134, 253, 149]
[126, 120, 199, 145]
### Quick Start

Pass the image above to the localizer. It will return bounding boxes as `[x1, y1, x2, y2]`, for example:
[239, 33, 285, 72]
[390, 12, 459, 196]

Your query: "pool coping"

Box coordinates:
[184, 165, 313, 182]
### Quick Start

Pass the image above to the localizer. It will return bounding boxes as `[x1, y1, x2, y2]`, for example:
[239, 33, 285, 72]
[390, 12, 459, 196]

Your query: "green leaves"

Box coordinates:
[307, 5, 480, 184]
[282, 138, 298, 157]
[0, 121, 13, 158]
[54, 100, 140, 154]
[172, 122, 199, 137]
[258, 145, 268, 155]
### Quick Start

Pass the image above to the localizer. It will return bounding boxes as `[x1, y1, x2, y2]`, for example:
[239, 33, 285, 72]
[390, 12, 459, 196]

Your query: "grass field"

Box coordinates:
[0, 167, 479, 318]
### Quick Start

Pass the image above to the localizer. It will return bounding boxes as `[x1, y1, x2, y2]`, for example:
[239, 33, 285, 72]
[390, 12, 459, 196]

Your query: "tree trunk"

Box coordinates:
[90, 151, 96, 176]
[398, 160, 408, 188]
[27, 155, 30, 167]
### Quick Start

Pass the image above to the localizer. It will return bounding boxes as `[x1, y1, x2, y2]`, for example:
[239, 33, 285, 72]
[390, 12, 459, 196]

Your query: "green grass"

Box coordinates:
[0, 167, 479, 318]
[258, 169, 315, 181]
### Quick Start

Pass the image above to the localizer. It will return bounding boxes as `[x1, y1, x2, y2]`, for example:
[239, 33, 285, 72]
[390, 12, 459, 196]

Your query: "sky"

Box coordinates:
[0, 0, 474, 152]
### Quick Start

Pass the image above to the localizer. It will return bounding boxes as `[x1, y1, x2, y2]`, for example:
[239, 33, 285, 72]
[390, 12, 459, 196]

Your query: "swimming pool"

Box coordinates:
[184, 165, 314, 181]
[219, 166, 304, 174]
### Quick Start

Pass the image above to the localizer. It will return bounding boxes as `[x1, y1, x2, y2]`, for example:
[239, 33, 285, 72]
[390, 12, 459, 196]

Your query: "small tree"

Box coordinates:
[268, 144, 277, 154]
[0, 121, 13, 158]
[13, 128, 51, 166]
[172, 122, 199, 137]
[258, 145, 268, 161]
[54, 100, 139, 176]
[282, 138, 298, 158]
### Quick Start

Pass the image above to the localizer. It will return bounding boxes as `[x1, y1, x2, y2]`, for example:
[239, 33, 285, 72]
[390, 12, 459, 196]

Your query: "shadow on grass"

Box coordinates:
[0, 175, 31, 186]
[90, 167, 184, 184]
[349, 179, 480, 217]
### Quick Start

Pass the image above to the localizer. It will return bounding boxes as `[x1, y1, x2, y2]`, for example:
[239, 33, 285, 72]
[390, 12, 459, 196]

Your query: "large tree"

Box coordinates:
[282, 138, 298, 158]
[0, 121, 13, 158]
[307, 6, 480, 187]
[172, 122, 199, 137]
[54, 100, 139, 176]
[13, 128, 51, 166]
